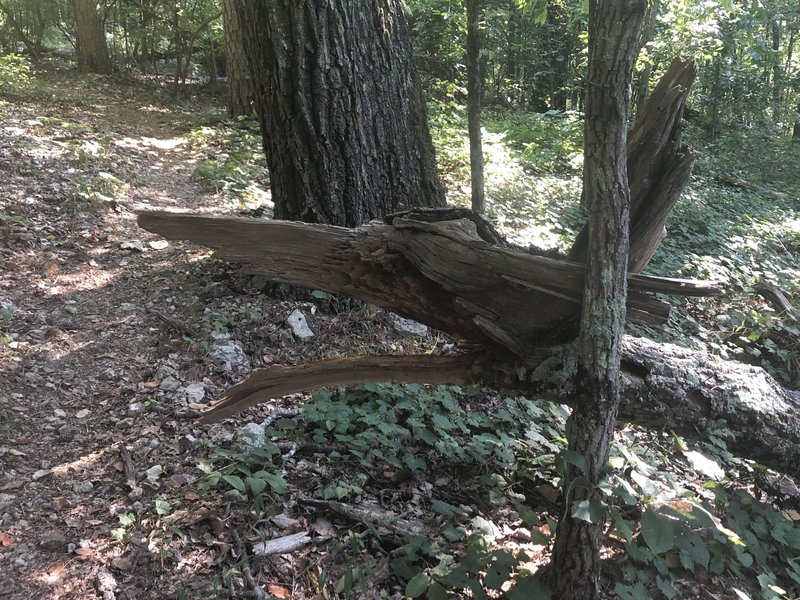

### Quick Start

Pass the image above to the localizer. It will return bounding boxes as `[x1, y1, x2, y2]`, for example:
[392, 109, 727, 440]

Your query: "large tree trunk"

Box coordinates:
[466, 0, 485, 213]
[136, 211, 800, 482]
[73, 0, 111, 74]
[221, 0, 253, 117]
[547, 1, 646, 597]
[234, 0, 445, 226]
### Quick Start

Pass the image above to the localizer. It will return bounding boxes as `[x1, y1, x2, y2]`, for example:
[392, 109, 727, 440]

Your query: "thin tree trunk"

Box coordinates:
[235, 0, 445, 227]
[73, 0, 111, 74]
[221, 0, 253, 117]
[633, 0, 661, 117]
[466, 0, 485, 213]
[546, 1, 646, 597]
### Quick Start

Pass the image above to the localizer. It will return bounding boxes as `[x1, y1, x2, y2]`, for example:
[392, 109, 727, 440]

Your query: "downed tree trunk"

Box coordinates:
[136, 57, 800, 481]
[138, 210, 800, 478]
[191, 336, 800, 493]
[138, 212, 721, 353]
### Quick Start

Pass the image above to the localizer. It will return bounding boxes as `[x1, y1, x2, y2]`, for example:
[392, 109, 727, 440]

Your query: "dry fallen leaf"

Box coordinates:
[143, 380, 161, 389]
[267, 584, 290, 599]
[0, 531, 15, 546]
[0, 479, 25, 491]
[74, 547, 95, 560]
[184, 490, 200, 501]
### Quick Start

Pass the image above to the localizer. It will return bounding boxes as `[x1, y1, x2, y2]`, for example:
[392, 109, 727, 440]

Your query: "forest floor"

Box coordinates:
[1, 71, 799, 600]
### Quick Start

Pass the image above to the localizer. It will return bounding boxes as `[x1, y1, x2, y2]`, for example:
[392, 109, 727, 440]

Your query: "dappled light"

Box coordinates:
[1, 2, 800, 599]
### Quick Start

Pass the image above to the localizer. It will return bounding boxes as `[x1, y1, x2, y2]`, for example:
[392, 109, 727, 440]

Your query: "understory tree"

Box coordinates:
[545, 0, 646, 596]
[234, 0, 446, 226]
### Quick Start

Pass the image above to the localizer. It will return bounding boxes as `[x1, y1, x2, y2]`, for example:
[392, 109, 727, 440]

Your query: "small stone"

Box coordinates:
[100, 367, 118, 382]
[32, 469, 52, 481]
[95, 566, 118, 599]
[58, 424, 75, 441]
[61, 369, 76, 381]
[0, 494, 15, 510]
[153, 364, 176, 380]
[54, 409, 67, 418]
[75, 409, 90, 419]
[390, 313, 429, 337]
[127, 402, 145, 417]
[40, 530, 67, 552]
[184, 383, 205, 403]
[148, 240, 169, 250]
[236, 423, 266, 448]
[128, 487, 143, 501]
[286, 309, 314, 340]
[159, 376, 181, 391]
[73, 481, 94, 494]
[209, 338, 249, 372]
[111, 556, 132, 571]
[179, 434, 197, 450]
[145, 465, 163, 484]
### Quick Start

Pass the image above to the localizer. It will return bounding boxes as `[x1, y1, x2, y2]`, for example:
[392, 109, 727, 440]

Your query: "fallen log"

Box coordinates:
[138, 211, 722, 353]
[194, 335, 800, 480]
[136, 57, 800, 480]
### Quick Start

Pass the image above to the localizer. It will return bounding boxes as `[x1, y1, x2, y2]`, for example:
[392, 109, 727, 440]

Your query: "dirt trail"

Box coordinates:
[0, 73, 247, 599]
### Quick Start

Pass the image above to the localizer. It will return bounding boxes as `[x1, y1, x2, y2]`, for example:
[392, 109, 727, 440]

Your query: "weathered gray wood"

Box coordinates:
[569, 57, 698, 273]
[138, 211, 722, 356]
[193, 337, 800, 482]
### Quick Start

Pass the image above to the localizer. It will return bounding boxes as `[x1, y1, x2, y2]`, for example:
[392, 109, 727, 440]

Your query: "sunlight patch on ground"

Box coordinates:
[115, 135, 186, 151]
[444, 127, 583, 250]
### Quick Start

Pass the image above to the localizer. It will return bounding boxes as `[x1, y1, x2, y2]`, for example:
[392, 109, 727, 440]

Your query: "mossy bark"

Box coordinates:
[546, 1, 647, 597]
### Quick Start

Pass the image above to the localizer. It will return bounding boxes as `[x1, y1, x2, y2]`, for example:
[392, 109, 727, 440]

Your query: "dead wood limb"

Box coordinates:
[197, 354, 481, 423]
[196, 340, 800, 481]
[569, 57, 698, 273]
[754, 279, 798, 319]
[138, 212, 722, 354]
[296, 496, 428, 538]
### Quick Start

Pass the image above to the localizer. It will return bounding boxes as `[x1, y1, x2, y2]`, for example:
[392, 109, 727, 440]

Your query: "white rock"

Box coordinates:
[237, 423, 266, 448]
[209, 339, 249, 372]
[127, 402, 145, 416]
[145, 465, 163, 484]
[75, 409, 90, 419]
[390, 313, 429, 337]
[286, 309, 314, 340]
[32, 469, 52, 481]
[54, 409, 67, 418]
[159, 375, 181, 391]
[73, 481, 94, 494]
[184, 383, 205, 403]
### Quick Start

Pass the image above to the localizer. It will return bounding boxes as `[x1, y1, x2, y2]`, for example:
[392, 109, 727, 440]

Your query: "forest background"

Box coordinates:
[0, 0, 799, 599]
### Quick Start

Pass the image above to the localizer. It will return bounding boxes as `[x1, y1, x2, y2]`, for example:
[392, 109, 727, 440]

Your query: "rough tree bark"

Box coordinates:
[221, 0, 253, 117]
[466, 0, 485, 213]
[546, 1, 646, 597]
[73, 0, 111, 74]
[234, 0, 445, 226]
